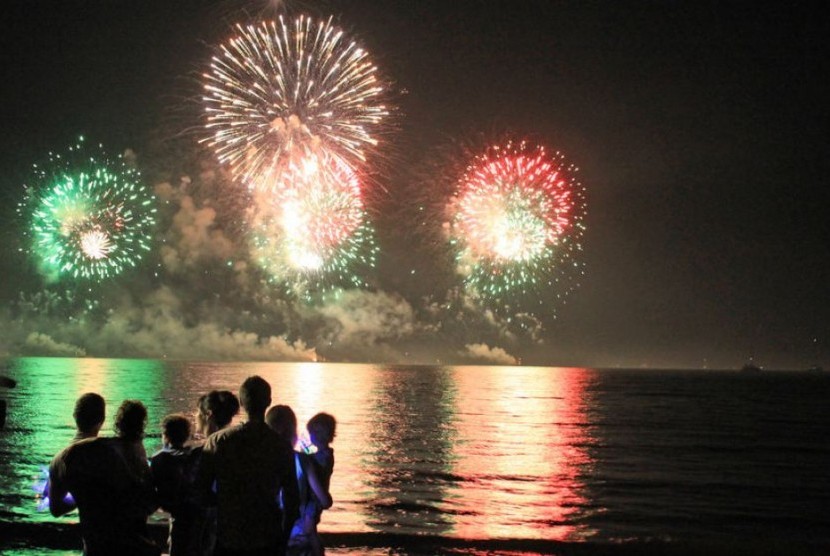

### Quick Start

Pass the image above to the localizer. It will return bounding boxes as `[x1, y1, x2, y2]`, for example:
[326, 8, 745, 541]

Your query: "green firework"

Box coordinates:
[19, 138, 157, 280]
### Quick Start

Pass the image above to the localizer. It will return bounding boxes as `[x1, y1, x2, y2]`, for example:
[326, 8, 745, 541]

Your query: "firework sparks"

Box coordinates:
[249, 150, 378, 295]
[202, 15, 388, 187]
[449, 140, 586, 312]
[19, 138, 157, 280]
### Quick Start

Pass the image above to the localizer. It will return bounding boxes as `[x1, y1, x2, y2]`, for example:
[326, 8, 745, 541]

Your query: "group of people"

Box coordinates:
[48, 375, 336, 556]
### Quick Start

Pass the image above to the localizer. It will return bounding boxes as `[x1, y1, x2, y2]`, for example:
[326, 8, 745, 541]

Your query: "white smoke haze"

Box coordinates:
[4, 154, 536, 364]
[309, 289, 420, 362]
[24, 332, 86, 358]
[460, 343, 519, 365]
[89, 289, 316, 361]
[155, 176, 238, 274]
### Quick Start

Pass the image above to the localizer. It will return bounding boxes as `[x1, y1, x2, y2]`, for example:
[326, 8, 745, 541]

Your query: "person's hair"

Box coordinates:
[161, 413, 191, 448]
[239, 376, 271, 415]
[307, 412, 337, 444]
[198, 390, 240, 428]
[114, 400, 147, 442]
[73, 393, 105, 433]
[265, 405, 297, 444]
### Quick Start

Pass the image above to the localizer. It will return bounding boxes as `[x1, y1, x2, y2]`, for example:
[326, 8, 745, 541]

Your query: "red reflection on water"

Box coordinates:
[448, 367, 594, 540]
[255, 362, 379, 534]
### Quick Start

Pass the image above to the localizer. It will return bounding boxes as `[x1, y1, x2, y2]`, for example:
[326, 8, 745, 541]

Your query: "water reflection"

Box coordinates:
[364, 365, 458, 535]
[449, 366, 595, 540]
[0, 358, 166, 522]
[1, 359, 595, 541]
[207, 361, 379, 534]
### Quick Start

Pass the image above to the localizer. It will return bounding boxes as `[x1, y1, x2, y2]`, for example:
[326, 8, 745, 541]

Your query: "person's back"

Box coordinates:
[50, 436, 159, 556]
[206, 421, 296, 550]
[151, 413, 198, 556]
[151, 446, 195, 516]
[198, 376, 299, 555]
[49, 394, 158, 555]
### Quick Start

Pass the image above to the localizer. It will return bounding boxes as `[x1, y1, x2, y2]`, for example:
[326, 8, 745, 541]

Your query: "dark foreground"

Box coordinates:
[2, 521, 829, 556]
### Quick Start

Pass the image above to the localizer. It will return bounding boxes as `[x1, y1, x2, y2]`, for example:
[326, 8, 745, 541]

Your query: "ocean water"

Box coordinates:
[1, 358, 829, 555]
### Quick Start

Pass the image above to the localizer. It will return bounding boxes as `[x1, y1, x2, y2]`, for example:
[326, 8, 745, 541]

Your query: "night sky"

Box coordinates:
[1, 0, 828, 368]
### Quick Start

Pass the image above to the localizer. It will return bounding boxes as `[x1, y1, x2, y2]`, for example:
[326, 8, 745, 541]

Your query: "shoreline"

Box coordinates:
[2, 521, 830, 556]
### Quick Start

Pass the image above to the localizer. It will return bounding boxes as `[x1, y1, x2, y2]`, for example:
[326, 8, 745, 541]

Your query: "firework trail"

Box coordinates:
[448, 140, 586, 313]
[18, 138, 157, 281]
[202, 15, 389, 188]
[249, 149, 378, 296]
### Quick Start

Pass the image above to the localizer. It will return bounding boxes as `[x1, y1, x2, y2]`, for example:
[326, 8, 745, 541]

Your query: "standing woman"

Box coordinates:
[190, 390, 240, 556]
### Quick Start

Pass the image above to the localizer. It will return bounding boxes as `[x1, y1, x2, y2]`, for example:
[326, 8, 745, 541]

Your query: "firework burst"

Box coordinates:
[18, 138, 157, 281]
[448, 140, 586, 313]
[249, 150, 378, 296]
[202, 15, 389, 187]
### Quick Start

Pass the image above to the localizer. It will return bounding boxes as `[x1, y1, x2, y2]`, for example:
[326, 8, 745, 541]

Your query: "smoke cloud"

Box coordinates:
[459, 343, 519, 365]
[4, 155, 528, 365]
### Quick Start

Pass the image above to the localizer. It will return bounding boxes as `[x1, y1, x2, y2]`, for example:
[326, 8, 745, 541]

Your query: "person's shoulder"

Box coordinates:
[244, 421, 291, 453]
[150, 447, 175, 465]
[203, 423, 243, 450]
[65, 436, 112, 457]
[52, 437, 117, 475]
[185, 437, 205, 450]
[50, 440, 78, 473]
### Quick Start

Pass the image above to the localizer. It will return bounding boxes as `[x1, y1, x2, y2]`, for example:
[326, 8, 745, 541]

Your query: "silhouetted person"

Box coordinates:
[266, 405, 332, 556]
[193, 390, 241, 441]
[45, 392, 106, 509]
[49, 398, 160, 556]
[189, 390, 240, 556]
[112, 400, 155, 490]
[198, 376, 299, 556]
[304, 413, 336, 555]
[72, 392, 106, 441]
[152, 413, 197, 556]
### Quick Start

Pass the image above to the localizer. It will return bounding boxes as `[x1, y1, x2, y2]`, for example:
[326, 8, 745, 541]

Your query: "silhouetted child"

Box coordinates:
[307, 413, 336, 490]
[305, 412, 336, 554]
[151, 413, 197, 556]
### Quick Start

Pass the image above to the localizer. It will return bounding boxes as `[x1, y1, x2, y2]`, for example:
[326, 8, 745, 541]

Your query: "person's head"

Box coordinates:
[265, 405, 297, 445]
[307, 412, 336, 448]
[161, 413, 191, 449]
[196, 390, 240, 435]
[239, 376, 271, 418]
[114, 400, 147, 442]
[73, 393, 106, 437]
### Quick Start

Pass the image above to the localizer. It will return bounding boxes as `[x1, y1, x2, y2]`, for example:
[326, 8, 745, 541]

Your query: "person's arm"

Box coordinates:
[48, 457, 76, 517]
[304, 456, 332, 509]
[279, 446, 300, 538]
[193, 438, 218, 507]
[136, 452, 160, 516]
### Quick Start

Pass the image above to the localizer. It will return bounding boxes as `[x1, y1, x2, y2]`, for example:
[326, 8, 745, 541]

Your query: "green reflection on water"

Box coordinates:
[1, 357, 167, 522]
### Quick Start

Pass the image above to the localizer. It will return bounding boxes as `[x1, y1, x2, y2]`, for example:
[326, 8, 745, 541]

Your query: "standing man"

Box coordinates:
[49, 397, 160, 556]
[198, 376, 300, 556]
[46, 392, 107, 516]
